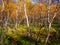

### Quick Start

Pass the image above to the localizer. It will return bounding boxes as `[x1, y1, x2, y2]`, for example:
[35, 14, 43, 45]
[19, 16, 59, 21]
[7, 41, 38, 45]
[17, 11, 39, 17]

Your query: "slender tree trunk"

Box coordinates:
[15, 9, 18, 28]
[24, 0, 31, 45]
[44, 0, 58, 45]
[44, 0, 51, 45]
[5, 0, 10, 31]
[15, 0, 19, 29]
[24, 0, 29, 28]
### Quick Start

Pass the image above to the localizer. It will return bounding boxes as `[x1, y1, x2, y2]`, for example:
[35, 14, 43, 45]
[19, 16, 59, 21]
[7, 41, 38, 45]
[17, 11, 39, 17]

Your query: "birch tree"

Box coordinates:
[44, 0, 58, 45]
[24, 0, 29, 28]
[5, 0, 9, 31]
[15, 0, 19, 28]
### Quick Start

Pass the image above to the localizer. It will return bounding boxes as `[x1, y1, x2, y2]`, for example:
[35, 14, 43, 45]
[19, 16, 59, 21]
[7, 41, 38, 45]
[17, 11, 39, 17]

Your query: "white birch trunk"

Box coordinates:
[5, 1, 9, 30]
[15, 0, 19, 28]
[15, 8, 18, 28]
[1, 0, 4, 12]
[44, 0, 57, 45]
[24, 0, 29, 27]
[44, 0, 52, 45]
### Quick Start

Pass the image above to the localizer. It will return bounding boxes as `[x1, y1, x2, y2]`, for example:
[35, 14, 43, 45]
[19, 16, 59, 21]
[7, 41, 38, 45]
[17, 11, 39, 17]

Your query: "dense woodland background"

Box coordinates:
[0, 0, 60, 45]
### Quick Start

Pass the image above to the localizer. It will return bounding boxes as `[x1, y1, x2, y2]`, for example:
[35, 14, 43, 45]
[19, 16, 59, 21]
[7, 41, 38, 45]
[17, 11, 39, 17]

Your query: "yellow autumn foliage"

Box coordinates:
[50, 4, 56, 13]
[9, 3, 17, 9]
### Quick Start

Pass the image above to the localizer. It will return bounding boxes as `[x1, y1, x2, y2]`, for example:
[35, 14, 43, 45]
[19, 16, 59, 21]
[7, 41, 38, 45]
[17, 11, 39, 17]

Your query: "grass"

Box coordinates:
[0, 23, 60, 45]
